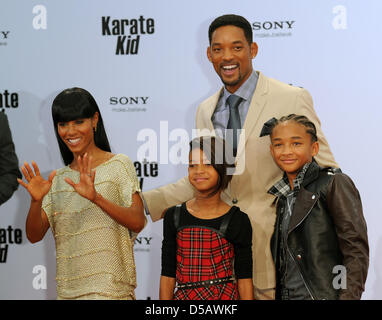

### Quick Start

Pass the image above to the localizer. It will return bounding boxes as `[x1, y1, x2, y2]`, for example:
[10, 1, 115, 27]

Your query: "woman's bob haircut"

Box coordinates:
[52, 87, 111, 166]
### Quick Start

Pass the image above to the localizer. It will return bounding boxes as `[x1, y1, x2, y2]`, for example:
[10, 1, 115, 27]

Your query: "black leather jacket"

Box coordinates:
[270, 161, 369, 300]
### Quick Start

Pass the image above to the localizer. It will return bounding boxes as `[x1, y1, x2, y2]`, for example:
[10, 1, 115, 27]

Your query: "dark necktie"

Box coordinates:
[226, 94, 243, 157]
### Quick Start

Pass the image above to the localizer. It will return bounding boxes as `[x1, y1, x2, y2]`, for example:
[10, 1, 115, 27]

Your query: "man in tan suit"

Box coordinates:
[143, 14, 338, 299]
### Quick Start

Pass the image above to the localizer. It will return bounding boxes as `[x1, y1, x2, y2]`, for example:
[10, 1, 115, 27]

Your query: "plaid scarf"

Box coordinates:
[268, 162, 312, 198]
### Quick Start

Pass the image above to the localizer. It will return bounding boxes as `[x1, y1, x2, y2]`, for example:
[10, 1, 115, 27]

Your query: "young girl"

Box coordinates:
[160, 136, 254, 300]
[18, 87, 146, 300]
[261, 114, 369, 300]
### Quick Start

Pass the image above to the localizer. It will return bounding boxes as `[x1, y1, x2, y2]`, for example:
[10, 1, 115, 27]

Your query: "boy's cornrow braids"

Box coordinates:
[279, 114, 318, 142]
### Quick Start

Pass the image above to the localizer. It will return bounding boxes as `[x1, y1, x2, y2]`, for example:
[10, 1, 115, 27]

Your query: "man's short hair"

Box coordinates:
[208, 14, 253, 45]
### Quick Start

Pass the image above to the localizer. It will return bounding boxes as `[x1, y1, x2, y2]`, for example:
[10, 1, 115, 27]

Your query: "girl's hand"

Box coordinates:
[65, 153, 97, 202]
[18, 161, 56, 202]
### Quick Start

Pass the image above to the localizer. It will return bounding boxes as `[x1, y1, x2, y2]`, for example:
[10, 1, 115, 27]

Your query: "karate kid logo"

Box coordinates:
[0, 90, 19, 112]
[0, 226, 23, 263]
[101, 16, 155, 55]
[133, 159, 158, 191]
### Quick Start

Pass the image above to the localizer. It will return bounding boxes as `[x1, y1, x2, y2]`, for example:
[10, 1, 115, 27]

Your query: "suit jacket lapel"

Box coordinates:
[236, 71, 268, 159]
[202, 72, 268, 162]
[203, 88, 223, 132]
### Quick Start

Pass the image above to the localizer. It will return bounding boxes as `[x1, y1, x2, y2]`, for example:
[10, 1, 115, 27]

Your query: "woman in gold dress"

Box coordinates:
[18, 87, 146, 299]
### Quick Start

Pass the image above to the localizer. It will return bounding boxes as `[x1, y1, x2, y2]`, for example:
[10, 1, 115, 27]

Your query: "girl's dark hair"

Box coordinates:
[265, 114, 318, 143]
[52, 87, 111, 165]
[208, 14, 253, 45]
[189, 136, 235, 197]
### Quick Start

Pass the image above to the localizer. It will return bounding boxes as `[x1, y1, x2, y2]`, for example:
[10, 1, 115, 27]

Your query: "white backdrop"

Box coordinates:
[0, 0, 381, 299]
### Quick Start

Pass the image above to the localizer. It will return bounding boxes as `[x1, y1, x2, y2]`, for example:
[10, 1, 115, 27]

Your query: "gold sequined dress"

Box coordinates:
[42, 153, 141, 300]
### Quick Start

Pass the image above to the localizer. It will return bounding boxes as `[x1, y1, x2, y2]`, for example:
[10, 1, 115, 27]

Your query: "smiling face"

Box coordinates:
[188, 148, 220, 195]
[270, 121, 319, 183]
[57, 113, 98, 157]
[207, 25, 258, 93]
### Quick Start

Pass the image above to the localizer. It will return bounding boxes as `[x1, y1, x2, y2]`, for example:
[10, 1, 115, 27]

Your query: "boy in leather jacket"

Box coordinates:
[260, 114, 369, 300]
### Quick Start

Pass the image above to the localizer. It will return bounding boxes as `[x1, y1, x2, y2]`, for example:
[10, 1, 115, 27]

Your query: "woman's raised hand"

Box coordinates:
[64, 153, 97, 202]
[18, 161, 56, 202]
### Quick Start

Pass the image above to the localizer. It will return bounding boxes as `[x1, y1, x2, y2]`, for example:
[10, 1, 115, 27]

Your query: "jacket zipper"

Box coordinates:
[286, 195, 319, 300]
[286, 245, 316, 300]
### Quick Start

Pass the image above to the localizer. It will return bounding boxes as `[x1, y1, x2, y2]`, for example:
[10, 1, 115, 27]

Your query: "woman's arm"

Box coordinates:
[230, 211, 254, 299]
[92, 191, 145, 233]
[65, 153, 146, 233]
[18, 161, 55, 243]
[159, 276, 176, 300]
[238, 278, 254, 300]
[160, 207, 178, 300]
[25, 201, 50, 243]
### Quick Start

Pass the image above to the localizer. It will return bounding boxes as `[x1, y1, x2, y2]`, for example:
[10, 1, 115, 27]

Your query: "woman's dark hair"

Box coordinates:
[208, 14, 253, 45]
[52, 87, 111, 165]
[189, 136, 235, 197]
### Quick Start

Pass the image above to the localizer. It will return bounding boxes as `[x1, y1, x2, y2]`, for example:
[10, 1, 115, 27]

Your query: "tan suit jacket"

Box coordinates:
[143, 71, 338, 299]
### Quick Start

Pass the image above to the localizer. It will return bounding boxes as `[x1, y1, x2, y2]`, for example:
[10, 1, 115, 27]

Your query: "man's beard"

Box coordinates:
[221, 70, 242, 88]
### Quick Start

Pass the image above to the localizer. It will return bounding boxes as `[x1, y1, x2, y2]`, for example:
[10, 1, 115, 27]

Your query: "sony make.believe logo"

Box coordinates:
[109, 95, 149, 112]
[252, 20, 295, 38]
[1, 31, 10, 39]
[101, 16, 155, 55]
[252, 20, 295, 30]
[0, 31, 10, 46]
[134, 236, 153, 252]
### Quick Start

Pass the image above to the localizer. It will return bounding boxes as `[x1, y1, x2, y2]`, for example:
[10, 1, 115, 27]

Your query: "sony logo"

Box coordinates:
[134, 237, 152, 245]
[1, 31, 10, 39]
[110, 96, 149, 105]
[252, 21, 295, 31]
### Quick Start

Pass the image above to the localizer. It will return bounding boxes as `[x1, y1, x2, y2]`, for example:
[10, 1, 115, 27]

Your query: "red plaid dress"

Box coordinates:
[174, 225, 238, 300]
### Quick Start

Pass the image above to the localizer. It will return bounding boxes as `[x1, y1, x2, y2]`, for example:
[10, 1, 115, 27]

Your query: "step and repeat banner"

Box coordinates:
[1, 0, 381, 299]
